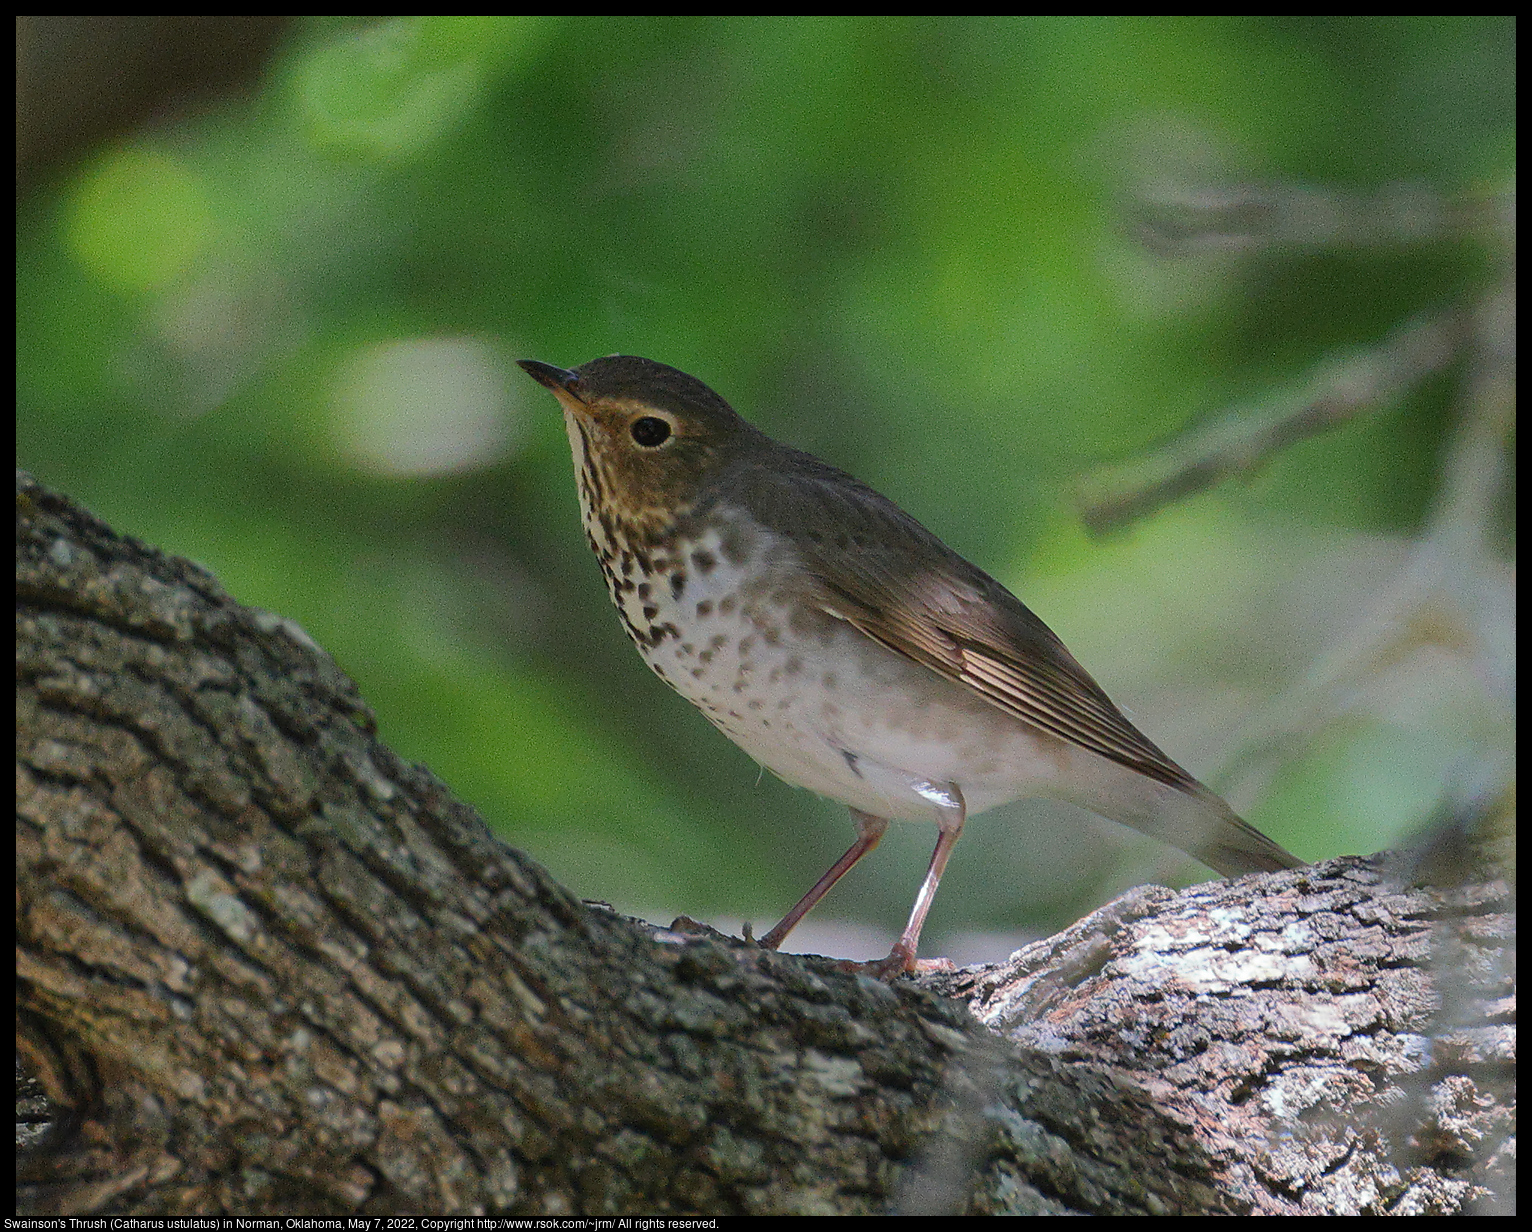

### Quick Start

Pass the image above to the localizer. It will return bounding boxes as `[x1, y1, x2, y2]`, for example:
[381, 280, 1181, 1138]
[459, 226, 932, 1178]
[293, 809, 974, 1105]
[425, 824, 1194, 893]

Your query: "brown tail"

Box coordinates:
[1177, 783, 1303, 876]
[1062, 749, 1304, 877]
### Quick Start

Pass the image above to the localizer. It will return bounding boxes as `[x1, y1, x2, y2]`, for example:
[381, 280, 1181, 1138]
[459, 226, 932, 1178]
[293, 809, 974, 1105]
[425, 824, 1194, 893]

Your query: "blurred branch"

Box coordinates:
[1127, 181, 1508, 257]
[1080, 183, 1514, 537]
[1076, 308, 1466, 537]
[1209, 269, 1515, 826]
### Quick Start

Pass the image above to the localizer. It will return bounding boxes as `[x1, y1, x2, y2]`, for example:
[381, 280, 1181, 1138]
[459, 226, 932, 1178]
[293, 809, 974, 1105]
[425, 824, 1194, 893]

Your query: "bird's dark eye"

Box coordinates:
[630, 416, 672, 447]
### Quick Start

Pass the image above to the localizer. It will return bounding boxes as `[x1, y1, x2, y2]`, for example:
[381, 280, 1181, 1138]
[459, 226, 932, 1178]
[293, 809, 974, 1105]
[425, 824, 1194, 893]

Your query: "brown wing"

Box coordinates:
[731, 452, 1203, 794]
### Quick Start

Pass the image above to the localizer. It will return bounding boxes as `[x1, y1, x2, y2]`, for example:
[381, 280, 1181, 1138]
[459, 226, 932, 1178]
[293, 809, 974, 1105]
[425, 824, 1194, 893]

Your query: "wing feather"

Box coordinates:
[731, 453, 1203, 793]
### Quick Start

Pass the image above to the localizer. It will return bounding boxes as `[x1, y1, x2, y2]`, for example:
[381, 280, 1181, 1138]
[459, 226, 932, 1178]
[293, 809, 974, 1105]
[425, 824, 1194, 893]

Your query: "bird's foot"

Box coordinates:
[826, 941, 953, 981]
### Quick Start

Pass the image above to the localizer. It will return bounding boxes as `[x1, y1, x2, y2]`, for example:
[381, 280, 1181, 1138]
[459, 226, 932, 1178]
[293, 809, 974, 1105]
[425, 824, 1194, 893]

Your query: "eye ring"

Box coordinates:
[630, 416, 672, 447]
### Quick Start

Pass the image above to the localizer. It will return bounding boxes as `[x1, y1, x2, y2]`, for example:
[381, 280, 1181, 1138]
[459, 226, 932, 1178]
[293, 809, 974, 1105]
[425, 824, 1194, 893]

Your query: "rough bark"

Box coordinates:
[15, 471, 1514, 1215]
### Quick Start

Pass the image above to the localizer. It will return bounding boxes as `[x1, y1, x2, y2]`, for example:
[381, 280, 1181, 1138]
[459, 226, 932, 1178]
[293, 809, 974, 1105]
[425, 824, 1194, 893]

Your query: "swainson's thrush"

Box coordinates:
[520, 355, 1301, 976]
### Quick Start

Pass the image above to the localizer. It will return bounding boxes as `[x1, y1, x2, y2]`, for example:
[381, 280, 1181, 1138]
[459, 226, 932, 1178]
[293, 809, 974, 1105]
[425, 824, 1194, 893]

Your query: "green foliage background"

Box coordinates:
[17, 16, 1514, 957]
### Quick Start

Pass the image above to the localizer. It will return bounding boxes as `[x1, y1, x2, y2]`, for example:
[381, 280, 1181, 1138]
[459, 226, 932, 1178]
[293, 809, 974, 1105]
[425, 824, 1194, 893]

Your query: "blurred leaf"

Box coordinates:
[64, 148, 215, 291]
[294, 16, 552, 160]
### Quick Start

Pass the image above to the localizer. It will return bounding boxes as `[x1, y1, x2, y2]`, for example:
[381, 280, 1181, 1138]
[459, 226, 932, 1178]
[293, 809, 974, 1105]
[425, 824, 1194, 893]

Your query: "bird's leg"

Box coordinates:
[758, 808, 888, 951]
[866, 783, 966, 978]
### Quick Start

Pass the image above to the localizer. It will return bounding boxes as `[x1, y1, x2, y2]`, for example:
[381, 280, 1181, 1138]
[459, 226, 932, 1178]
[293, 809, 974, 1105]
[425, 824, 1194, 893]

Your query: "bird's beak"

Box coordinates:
[517, 359, 587, 405]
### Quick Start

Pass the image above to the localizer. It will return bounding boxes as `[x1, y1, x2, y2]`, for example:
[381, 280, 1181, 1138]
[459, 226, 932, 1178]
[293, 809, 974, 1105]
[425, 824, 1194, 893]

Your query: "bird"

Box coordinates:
[519, 355, 1302, 977]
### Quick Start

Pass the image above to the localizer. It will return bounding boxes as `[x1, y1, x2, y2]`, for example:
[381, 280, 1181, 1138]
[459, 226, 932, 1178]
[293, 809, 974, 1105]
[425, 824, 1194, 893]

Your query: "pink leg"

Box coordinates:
[869, 798, 965, 977]
[759, 809, 888, 951]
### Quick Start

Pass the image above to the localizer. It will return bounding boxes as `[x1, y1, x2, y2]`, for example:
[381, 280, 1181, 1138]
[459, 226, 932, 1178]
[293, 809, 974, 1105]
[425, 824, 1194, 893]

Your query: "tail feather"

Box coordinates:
[1151, 782, 1303, 877]
[1183, 786, 1303, 875]
[1067, 755, 1304, 877]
